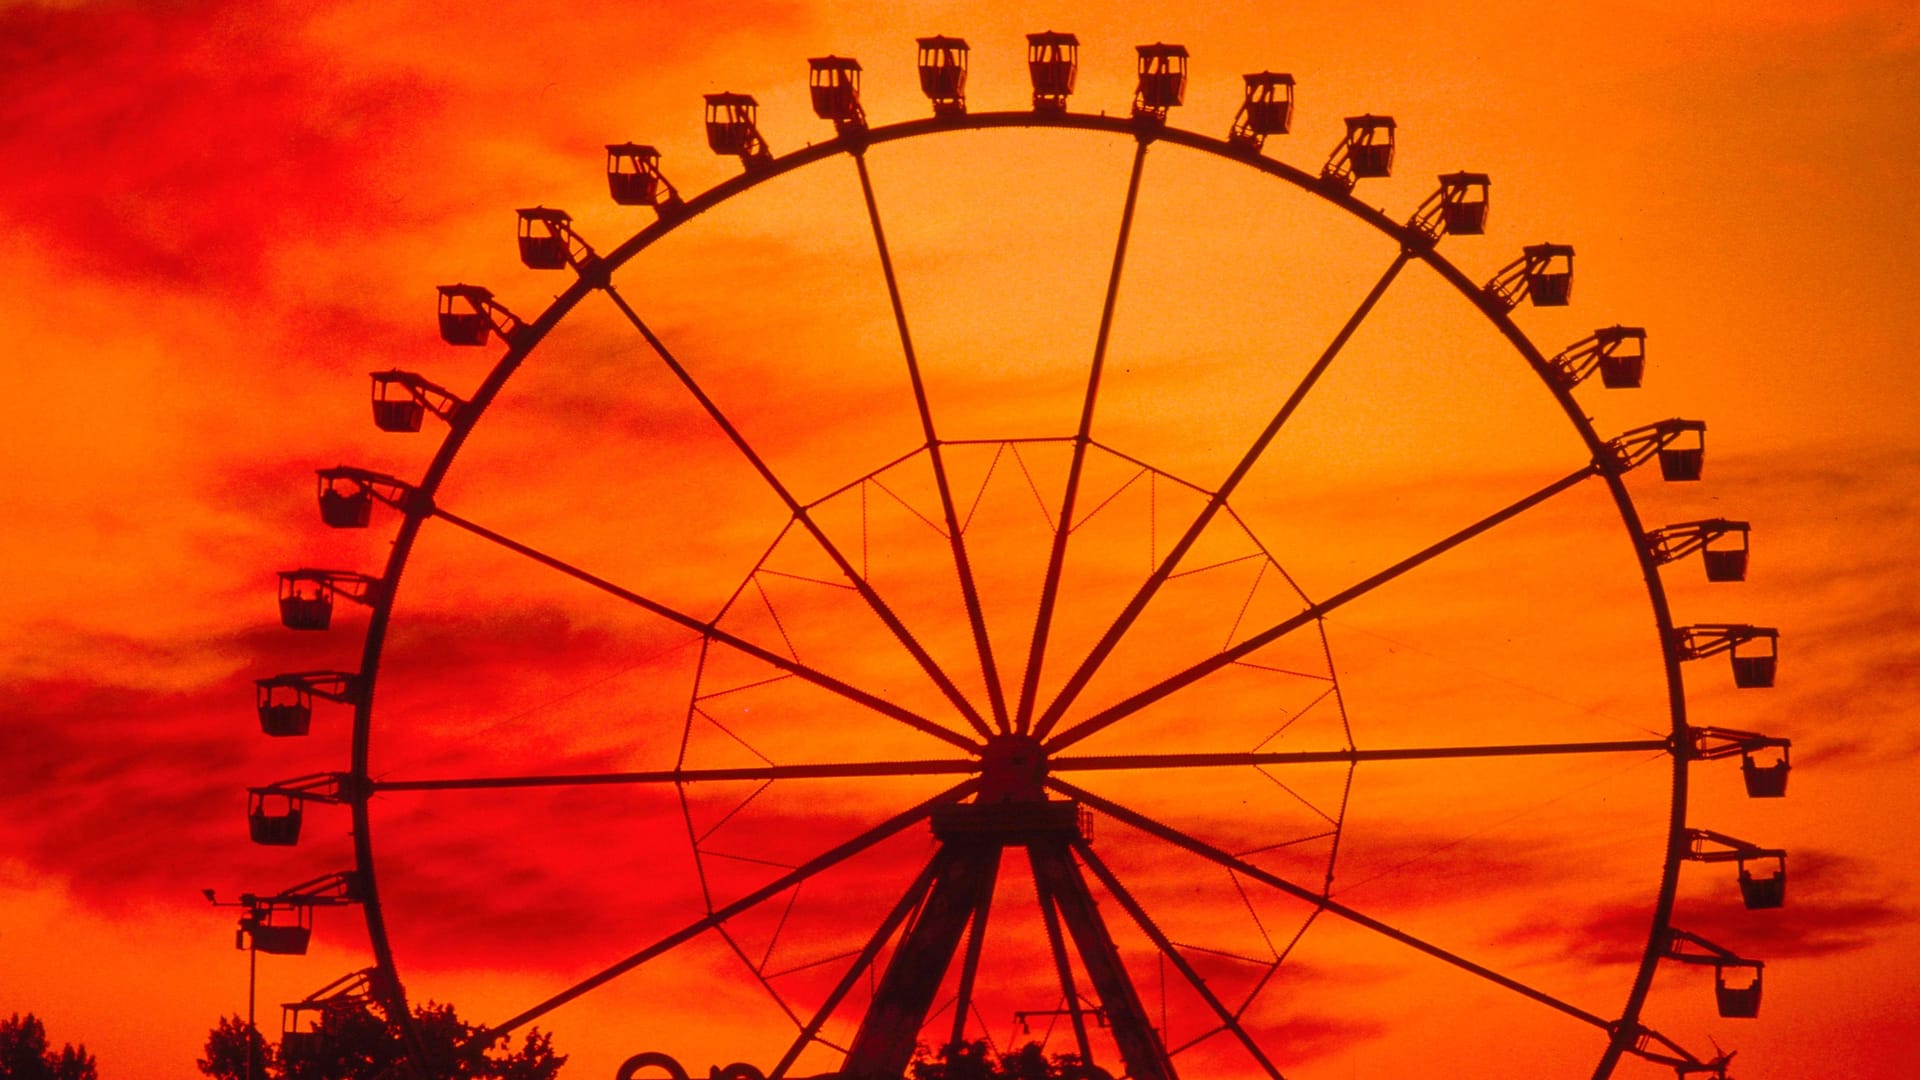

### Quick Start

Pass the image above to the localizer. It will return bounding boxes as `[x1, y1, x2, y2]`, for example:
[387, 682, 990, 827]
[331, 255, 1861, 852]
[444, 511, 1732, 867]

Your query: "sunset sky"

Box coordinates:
[3, 2, 1917, 1078]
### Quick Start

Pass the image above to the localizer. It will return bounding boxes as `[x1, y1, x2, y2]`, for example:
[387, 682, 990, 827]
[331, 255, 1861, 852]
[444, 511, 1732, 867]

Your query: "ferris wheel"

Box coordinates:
[236, 32, 1793, 1080]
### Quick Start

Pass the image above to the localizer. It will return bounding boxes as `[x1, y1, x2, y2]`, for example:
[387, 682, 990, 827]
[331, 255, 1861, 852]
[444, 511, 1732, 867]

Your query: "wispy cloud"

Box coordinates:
[1497, 849, 1906, 965]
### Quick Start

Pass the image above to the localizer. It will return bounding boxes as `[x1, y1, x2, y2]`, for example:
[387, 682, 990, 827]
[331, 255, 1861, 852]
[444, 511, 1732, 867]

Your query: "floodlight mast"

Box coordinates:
[204, 889, 264, 1080]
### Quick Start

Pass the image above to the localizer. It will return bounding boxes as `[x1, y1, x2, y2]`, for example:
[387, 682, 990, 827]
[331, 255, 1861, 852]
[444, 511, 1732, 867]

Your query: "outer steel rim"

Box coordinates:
[348, 111, 1690, 1077]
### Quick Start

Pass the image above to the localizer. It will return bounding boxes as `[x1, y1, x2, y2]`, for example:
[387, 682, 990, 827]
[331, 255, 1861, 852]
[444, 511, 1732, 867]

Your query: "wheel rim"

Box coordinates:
[243, 93, 1777, 1080]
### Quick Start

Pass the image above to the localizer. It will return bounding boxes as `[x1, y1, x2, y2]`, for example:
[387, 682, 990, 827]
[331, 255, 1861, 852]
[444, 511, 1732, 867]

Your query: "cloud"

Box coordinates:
[0, 0, 445, 292]
[1675, 446, 1920, 766]
[1249, 1010, 1390, 1065]
[1496, 849, 1907, 965]
[369, 792, 950, 977]
[0, 600, 697, 906]
[0, 582, 986, 1012]
[0, 672, 332, 917]
[0, 0, 809, 305]
[1330, 829, 1562, 912]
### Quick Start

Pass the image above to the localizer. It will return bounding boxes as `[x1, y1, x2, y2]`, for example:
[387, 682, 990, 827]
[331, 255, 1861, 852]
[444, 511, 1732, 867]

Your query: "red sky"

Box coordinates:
[2, 1, 1916, 1078]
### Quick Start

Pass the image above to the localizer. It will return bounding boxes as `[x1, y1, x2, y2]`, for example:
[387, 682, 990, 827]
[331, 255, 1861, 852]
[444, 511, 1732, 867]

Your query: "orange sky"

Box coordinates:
[2, 2, 1917, 1078]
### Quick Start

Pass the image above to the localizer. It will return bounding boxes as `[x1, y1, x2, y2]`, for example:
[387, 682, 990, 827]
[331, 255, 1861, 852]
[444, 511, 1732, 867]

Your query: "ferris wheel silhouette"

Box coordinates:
[237, 31, 1789, 1080]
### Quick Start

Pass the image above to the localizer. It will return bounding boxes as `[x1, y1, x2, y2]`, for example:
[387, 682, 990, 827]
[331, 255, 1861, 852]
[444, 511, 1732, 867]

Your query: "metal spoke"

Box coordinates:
[1050, 739, 1669, 774]
[480, 778, 977, 1040]
[1014, 139, 1151, 735]
[600, 281, 993, 739]
[1045, 464, 1598, 754]
[1032, 251, 1413, 741]
[854, 152, 1012, 734]
[1050, 778, 1612, 1032]
[1073, 840, 1287, 1080]
[375, 758, 979, 793]
[431, 504, 977, 753]
[767, 853, 946, 1080]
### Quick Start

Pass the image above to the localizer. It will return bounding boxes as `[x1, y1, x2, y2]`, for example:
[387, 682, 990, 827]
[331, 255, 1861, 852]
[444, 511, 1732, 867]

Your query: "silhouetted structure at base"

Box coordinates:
[619, 737, 1172, 1080]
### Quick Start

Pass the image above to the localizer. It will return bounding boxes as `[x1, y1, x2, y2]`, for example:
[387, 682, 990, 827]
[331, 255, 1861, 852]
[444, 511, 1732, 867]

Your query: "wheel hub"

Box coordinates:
[976, 733, 1047, 803]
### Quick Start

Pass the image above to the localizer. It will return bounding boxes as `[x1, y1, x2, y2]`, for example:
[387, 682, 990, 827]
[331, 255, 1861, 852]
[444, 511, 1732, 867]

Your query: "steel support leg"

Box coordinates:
[1029, 841, 1177, 1080]
[841, 844, 1003, 1079]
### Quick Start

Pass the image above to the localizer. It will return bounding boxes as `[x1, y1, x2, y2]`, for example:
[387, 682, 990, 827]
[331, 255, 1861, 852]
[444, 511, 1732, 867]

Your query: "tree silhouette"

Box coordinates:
[0, 1013, 98, 1080]
[199, 1015, 274, 1080]
[197, 1002, 562, 1080]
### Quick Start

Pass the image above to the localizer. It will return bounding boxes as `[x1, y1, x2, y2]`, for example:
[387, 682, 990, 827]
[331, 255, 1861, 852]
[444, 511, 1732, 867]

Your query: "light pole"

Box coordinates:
[204, 888, 261, 1080]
